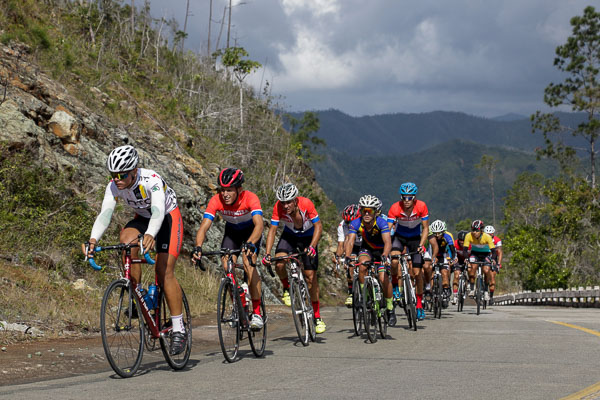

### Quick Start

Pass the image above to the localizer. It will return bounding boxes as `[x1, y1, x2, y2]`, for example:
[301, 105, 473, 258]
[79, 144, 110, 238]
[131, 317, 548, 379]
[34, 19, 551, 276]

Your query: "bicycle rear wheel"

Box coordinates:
[378, 296, 387, 339]
[249, 291, 267, 357]
[457, 277, 465, 312]
[435, 276, 443, 319]
[476, 276, 483, 315]
[352, 280, 363, 336]
[217, 278, 240, 362]
[100, 279, 144, 378]
[290, 278, 309, 346]
[362, 279, 377, 343]
[159, 287, 192, 370]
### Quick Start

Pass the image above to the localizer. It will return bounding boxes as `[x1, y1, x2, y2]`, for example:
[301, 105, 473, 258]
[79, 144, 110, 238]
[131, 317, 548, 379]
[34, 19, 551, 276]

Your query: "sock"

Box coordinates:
[281, 278, 289, 290]
[416, 294, 423, 308]
[312, 301, 320, 318]
[453, 289, 458, 294]
[386, 297, 393, 311]
[171, 314, 185, 333]
[252, 299, 261, 316]
[392, 275, 399, 286]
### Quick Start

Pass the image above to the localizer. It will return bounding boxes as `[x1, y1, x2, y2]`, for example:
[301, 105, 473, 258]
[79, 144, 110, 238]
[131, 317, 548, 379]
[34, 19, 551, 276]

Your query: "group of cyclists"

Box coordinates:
[334, 184, 503, 323]
[83, 145, 504, 358]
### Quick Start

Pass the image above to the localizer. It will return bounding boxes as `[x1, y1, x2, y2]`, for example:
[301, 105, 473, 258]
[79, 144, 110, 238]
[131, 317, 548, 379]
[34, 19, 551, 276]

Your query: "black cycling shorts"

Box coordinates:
[221, 225, 262, 255]
[124, 207, 183, 258]
[391, 235, 423, 267]
[275, 231, 318, 271]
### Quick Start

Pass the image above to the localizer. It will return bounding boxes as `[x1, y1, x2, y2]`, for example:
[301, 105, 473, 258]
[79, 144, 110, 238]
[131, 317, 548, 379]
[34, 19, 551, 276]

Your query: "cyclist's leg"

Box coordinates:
[274, 233, 295, 294]
[155, 209, 184, 319]
[390, 237, 404, 299]
[120, 219, 147, 287]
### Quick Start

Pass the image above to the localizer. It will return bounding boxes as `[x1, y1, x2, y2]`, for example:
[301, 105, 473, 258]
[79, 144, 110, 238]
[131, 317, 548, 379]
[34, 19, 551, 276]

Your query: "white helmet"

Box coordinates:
[107, 145, 138, 173]
[276, 183, 299, 202]
[484, 225, 495, 235]
[358, 194, 382, 211]
[430, 219, 447, 233]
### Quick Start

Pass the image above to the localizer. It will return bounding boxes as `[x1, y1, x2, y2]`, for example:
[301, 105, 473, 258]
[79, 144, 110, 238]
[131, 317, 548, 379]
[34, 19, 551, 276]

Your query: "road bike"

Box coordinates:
[392, 252, 418, 331]
[358, 260, 388, 343]
[468, 260, 489, 315]
[456, 263, 469, 312]
[86, 237, 191, 378]
[349, 259, 363, 336]
[270, 251, 316, 346]
[200, 248, 267, 362]
[431, 262, 444, 319]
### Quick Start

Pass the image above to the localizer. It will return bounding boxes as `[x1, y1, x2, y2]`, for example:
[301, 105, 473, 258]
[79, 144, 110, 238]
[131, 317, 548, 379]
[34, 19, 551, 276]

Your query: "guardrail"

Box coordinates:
[494, 286, 600, 307]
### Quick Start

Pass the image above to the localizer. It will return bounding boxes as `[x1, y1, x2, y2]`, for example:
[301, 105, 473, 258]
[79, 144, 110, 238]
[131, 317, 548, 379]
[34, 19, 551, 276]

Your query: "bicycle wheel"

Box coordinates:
[476, 276, 483, 315]
[302, 279, 317, 343]
[435, 276, 443, 319]
[158, 287, 192, 370]
[290, 278, 309, 346]
[100, 279, 144, 378]
[362, 279, 377, 343]
[457, 276, 465, 312]
[249, 290, 267, 357]
[378, 295, 387, 339]
[217, 278, 240, 362]
[404, 278, 417, 331]
[352, 279, 363, 336]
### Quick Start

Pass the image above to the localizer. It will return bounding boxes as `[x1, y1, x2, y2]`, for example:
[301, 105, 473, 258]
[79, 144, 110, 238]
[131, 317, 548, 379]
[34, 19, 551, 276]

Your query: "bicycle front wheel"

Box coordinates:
[249, 291, 267, 357]
[404, 278, 417, 331]
[378, 295, 387, 339]
[301, 279, 317, 343]
[476, 276, 483, 315]
[290, 278, 309, 346]
[100, 279, 144, 378]
[435, 276, 443, 319]
[217, 279, 240, 362]
[352, 279, 363, 336]
[457, 276, 465, 312]
[362, 279, 377, 343]
[159, 287, 192, 370]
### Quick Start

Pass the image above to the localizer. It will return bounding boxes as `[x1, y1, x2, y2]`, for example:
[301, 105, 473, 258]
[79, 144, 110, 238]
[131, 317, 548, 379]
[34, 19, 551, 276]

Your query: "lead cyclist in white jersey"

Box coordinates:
[82, 145, 186, 355]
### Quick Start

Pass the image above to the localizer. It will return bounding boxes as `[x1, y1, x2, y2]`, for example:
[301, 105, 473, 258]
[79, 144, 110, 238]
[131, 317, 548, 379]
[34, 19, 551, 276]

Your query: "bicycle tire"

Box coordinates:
[302, 279, 317, 343]
[351, 279, 363, 336]
[217, 278, 240, 362]
[404, 278, 417, 331]
[159, 287, 192, 370]
[100, 279, 144, 378]
[290, 278, 309, 346]
[435, 276, 443, 319]
[476, 276, 483, 315]
[378, 292, 387, 339]
[457, 276, 465, 312]
[249, 290, 267, 357]
[362, 279, 378, 343]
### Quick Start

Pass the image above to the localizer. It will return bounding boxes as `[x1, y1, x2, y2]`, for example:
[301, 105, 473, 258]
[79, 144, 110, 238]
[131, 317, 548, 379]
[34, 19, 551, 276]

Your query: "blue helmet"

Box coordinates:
[399, 182, 418, 195]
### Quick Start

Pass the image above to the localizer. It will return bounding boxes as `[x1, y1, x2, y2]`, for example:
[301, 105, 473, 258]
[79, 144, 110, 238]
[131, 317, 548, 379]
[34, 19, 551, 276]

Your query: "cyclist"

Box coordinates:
[452, 230, 469, 304]
[192, 168, 265, 330]
[345, 195, 395, 326]
[333, 204, 362, 307]
[484, 225, 503, 305]
[262, 183, 326, 334]
[83, 145, 186, 355]
[387, 182, 430, 320]
[464, 220, 495, 302]
[427, 220, 457, 307]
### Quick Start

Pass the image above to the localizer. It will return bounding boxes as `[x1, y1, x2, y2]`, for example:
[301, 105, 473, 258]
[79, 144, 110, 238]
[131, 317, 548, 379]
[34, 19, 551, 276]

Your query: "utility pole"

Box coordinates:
[226, 0, 232, 48]
[181, 0, 190, 52]
[207, 0, 213, 56]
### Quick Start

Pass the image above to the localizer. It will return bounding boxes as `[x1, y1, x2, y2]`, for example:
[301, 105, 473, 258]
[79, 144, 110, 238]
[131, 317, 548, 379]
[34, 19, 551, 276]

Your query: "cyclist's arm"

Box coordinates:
[496, 246, 503, 265]
[309, 220, 323, 249]
[419, 219, 429, 248]
[344, 233, 357, 258]
[428, 236, 438, 259]
[264, 223, 279, 255]
[89, 184, 117, 243]
[146, 185, 166, 239]
[247, 213, 264, 245]
[195, 217, 213, 248]
[382, 231, 392, 258]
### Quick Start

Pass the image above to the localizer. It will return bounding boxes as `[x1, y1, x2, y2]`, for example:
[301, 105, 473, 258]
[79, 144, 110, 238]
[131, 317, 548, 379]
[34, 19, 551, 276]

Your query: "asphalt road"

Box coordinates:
[1, 304, 600, 399]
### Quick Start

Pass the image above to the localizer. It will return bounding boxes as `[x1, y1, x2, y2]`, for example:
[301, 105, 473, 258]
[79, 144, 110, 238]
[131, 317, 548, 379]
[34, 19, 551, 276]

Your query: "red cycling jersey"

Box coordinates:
[387, 200, 429, 237]
[203, 190, 263, 230]
[271, 197, 320, 238]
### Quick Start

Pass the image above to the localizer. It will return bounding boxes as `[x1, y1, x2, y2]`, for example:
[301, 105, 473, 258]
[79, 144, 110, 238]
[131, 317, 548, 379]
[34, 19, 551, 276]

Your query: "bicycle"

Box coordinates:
[85, 237, 191, 378]
[270, 251, 316, 346]
[358, 260, 388, 343]
[468, 260, 489, 315]
[348, 259, 363, 336]
[199, 248, 267, 362]
[456, 263, 469, 312]
[392, 252, 418, 331]
[431, 262, 444, 319]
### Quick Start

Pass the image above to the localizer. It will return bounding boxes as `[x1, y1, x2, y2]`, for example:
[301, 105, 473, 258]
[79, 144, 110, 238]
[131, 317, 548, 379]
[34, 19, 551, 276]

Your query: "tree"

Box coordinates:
[532, 6, 600, 189]
[476, 154, 499, 226]
[285, 112, 326, 162]
[218, 46, 261, 127]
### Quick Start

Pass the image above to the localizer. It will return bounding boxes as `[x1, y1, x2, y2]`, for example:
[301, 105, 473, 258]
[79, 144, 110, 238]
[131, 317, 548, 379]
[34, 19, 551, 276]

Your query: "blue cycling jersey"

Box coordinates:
[349, 216, 390, 250]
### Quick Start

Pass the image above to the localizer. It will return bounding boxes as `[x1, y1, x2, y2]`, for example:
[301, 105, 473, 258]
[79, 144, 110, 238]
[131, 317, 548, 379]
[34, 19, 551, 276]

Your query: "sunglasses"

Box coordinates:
[401, 195, 415, 201]
[111, 171, 130, 180]
[361, 207, 376, 214]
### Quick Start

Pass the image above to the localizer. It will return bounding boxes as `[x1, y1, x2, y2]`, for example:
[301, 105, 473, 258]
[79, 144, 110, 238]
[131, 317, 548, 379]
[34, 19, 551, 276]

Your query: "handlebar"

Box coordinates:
[196, 248, 257, 272]
[86, 243, 155, 271]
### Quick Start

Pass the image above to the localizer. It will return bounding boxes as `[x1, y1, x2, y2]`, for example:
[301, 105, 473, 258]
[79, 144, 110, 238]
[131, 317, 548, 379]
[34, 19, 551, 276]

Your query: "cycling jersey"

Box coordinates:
[464, 232, 495, 254]
[203, 190, 263, 230]
[428, 231, 456, 259]
[337, 220, 363, 246]
[387, 200, 429, 238]
[349, 216, 390, 250]
[271, 197, 320, 238]
[90, 168, 177, 241]
[491, 235, 502, 262]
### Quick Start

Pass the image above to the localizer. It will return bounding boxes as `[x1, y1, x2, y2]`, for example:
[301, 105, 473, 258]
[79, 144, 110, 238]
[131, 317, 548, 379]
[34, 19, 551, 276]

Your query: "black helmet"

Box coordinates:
[218, 168, 244, 188]
[457, 230, 468, 241]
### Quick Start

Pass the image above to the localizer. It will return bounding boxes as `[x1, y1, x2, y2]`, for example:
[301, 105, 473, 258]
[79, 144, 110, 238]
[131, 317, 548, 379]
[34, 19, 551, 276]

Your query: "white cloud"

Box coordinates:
[281, 0, 340, 17]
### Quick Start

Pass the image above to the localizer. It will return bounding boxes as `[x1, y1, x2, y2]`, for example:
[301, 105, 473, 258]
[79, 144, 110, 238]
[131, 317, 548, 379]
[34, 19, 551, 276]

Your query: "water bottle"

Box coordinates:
[145, 284, 157, 310]
[374, 283, 382, 301]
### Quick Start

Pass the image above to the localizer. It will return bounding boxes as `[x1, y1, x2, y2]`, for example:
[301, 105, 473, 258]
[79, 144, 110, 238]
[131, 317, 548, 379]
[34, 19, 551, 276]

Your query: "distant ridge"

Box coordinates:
[491, 113, 528, 122]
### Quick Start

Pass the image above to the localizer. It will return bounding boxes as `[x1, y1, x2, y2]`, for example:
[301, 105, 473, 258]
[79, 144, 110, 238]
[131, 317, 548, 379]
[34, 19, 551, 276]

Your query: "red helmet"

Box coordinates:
[218, 168, 244, 188]
[471, 220, 484, 231]
[342, 204, 360, 222]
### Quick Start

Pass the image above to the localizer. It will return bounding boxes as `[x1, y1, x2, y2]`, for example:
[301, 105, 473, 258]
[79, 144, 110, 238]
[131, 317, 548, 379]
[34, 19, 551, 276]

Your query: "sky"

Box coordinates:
[146, 0, 592, 118]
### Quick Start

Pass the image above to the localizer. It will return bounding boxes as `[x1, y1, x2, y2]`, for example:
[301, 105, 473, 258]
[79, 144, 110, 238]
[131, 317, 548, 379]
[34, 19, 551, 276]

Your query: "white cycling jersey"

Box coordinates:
[337, 220, 363, 246]
[90, 168, 177, 241]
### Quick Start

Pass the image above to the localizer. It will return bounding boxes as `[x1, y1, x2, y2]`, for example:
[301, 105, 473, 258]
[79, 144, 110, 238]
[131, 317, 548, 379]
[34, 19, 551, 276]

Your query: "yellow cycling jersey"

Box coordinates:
[463, 232, 495, 253]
